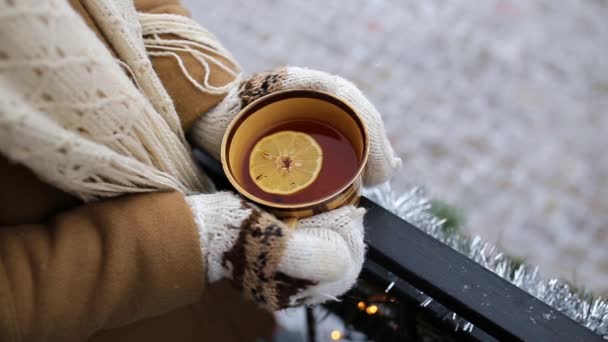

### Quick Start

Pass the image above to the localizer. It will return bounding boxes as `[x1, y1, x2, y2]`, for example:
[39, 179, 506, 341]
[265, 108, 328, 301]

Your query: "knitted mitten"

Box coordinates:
[189, 66, 402, 186]
[187, 67, 400, 310]
[186, 192, 365, 310]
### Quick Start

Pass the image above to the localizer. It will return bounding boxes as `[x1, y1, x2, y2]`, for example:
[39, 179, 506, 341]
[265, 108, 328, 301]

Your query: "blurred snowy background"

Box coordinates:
[182, 0, 608, 294]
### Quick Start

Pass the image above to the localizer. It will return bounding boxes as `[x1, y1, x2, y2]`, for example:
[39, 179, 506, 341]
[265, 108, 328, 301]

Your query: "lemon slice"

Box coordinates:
[249, 131, 323, 195]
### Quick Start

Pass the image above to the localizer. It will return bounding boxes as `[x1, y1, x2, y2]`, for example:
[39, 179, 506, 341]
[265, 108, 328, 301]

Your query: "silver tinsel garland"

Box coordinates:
[363, 183, 608, 339]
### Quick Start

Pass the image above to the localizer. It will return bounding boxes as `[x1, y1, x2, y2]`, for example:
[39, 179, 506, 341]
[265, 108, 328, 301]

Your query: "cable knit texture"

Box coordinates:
[187, 192, 366, 309]
[190, 66, 402, 186]
[0, 0, 219, 201]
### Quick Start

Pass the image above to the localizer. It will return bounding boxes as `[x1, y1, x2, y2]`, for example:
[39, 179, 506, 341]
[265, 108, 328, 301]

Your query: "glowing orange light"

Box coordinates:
[330, 330, 342, 340]
[366, 304, 378, 315]
[357, 301, 366, 310]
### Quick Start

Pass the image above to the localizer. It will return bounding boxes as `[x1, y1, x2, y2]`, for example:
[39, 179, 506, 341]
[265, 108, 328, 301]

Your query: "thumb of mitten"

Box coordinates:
[276, 206, 366, 306]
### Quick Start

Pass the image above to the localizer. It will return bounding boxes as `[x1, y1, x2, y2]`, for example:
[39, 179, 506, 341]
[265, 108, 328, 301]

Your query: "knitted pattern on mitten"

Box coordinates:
[186, 192, 365, 309]
[189, 66, 402, 186]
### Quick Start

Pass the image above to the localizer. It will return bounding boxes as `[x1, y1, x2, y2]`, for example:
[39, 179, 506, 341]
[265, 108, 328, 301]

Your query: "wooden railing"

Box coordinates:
[194, 149, 603, 341]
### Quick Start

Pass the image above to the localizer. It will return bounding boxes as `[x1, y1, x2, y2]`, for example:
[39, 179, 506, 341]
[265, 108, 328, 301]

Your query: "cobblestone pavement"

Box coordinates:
[183, 0, 608, 293]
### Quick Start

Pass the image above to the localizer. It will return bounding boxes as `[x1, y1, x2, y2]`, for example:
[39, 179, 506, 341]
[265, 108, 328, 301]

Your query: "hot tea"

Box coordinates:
[241, 119, 360, 204]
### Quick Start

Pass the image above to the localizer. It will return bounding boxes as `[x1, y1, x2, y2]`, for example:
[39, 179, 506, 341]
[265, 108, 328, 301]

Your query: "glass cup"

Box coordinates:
[221, 89, 370, 225]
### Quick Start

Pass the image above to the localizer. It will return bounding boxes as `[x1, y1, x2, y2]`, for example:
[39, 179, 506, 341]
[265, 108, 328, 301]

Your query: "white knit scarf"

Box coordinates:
[0, 0, 238, 201]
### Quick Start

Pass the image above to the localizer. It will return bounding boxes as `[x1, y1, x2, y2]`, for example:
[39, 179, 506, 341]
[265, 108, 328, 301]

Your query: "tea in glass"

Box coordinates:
[241, 119, 359, 204]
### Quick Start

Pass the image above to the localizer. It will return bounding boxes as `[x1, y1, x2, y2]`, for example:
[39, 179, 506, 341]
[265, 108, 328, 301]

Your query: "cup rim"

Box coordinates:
[220, 89, 370, 209]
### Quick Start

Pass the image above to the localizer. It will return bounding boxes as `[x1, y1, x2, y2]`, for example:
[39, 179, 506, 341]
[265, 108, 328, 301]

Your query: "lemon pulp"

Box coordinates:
[249, 131, 323, 195]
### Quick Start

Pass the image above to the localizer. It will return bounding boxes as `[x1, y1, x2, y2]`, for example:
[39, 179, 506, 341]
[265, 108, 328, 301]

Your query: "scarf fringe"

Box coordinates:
[0, 0, 214, 202]
[139, 13, 241, 95]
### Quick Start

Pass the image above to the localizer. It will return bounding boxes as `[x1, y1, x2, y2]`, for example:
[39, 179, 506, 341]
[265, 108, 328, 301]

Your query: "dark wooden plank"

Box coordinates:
[360, 197, 603, 341]
[361, 259, 498, 341]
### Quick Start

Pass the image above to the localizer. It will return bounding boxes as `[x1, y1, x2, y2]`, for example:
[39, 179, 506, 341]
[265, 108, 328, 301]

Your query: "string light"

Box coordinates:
[357, 301, 366, 310]
[330, 330, 342, 340]
[366, 304, 378, 315]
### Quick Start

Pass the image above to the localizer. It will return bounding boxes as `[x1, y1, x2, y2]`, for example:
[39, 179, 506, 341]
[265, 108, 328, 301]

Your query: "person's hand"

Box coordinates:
[190, 66, 402, 186]
[187, 67, 401, 310]
[187, 192, 365, 309]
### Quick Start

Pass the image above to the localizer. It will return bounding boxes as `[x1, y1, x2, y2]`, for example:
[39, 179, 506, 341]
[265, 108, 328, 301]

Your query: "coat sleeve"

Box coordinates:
[135, 0, 241, 131]
[0, 191, 205, 342]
